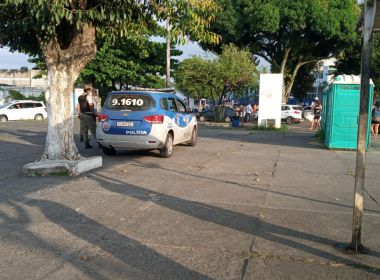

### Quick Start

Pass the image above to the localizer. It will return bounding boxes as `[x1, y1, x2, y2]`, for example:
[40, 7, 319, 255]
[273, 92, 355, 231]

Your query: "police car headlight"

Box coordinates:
[102, 121, 111, 131]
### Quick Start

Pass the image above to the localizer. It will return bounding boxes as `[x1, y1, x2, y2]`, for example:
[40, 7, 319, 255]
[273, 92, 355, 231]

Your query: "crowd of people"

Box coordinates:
[235, 103, 258, 123]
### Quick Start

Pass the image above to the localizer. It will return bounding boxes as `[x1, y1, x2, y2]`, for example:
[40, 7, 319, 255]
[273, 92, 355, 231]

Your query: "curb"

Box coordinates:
[22, 156, 103, 176]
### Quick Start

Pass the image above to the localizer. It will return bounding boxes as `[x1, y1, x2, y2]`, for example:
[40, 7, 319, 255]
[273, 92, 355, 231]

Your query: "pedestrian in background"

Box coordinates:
[93, 88, 102, 115]
[77, 85, 97, 149]
[239, 105, 245, 124]
[309, 100, 322, 130]
[245, 103, 253, 123]
[371, 101, 380, 139]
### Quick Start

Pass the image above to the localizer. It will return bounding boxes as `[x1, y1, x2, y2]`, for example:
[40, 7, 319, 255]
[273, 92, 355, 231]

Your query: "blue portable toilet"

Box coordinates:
[322, 75, 374, 149]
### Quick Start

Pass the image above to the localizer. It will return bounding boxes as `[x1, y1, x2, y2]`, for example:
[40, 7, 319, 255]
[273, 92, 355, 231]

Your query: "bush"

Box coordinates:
[8, 90, 25, 100]
[28, 92, 45, 102]
[315, 128, 325, 141]
[7, 90, 45, 102]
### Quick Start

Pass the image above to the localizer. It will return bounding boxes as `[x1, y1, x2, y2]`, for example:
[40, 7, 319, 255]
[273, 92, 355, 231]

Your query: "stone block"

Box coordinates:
[22, 156, 103, 176]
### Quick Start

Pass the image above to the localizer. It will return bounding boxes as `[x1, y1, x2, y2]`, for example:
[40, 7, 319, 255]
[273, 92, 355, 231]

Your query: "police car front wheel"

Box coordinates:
[160, 133, 173, 158]
[187, 127, 197, 146]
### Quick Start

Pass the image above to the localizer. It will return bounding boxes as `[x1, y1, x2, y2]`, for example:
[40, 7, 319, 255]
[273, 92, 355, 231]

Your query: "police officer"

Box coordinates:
[77, 85, 97, 149]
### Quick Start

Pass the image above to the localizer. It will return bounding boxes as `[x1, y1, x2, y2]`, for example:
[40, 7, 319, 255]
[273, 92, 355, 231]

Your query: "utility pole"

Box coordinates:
[349, 0, 376, 253]
[166, 19, 171, 88]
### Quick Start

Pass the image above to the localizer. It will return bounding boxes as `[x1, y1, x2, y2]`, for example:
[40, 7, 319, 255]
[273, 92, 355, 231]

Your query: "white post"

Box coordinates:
[258, 74, 283, 128]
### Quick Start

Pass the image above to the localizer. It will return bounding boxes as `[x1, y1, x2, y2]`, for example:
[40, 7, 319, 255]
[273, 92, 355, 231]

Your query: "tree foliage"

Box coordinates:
[336, 32, 380, 95]
[202, 0, 360, 100]
[77, 35, 182, 95]
[0, 0, 220, 54]
[174, 56, 218, 101]
[174, 44, 258, 104]
[6, 90, 45, 102]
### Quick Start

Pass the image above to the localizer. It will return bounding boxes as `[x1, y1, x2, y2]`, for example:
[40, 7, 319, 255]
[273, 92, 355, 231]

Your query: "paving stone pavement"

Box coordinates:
[0, 120, 379, 280]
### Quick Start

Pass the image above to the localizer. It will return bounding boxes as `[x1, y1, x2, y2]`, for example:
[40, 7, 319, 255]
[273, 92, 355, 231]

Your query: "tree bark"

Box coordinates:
[40, 24, 97, 161]
[280, 48, 291, 74]
[280, 48, 291, 101]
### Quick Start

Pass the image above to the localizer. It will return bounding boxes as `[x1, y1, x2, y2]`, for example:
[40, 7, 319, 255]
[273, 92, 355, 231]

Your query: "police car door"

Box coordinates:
[174, 98, 192, 142]
[167, 97, 185, 144]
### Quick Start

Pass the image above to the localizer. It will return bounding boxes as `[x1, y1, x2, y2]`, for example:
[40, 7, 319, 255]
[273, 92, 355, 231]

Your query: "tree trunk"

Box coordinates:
[280, 48, 291, 102]
[40, 24, 96, 161]
[280, 48, 291, 74]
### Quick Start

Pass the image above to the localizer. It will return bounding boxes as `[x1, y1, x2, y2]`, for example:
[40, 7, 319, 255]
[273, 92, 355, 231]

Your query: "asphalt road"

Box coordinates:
[0, 120, 379, 280]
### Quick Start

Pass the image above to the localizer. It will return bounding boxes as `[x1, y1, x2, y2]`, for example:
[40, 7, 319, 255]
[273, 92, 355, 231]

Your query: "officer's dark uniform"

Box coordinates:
[78, 93, 97, 148]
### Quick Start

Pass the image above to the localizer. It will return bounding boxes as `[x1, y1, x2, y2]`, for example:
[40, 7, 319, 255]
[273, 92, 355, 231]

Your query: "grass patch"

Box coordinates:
[245, 124, 288, 132]
[315, 128, 325, 141]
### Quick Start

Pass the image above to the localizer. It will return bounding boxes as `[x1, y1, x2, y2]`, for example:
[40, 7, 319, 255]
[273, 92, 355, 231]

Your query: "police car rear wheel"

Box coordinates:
[160, 133, 173, 158]
[102, 146, 116, 156]
[187, 127, 197, 146]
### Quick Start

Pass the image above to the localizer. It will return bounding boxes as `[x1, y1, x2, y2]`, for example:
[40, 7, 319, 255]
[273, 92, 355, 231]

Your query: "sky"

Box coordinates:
[0, 48, 35, 69]
[0, 40, 215, 70]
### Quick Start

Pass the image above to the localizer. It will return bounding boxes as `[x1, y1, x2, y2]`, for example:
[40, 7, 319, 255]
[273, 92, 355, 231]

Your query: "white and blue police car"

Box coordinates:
[96, 90, 197, 157]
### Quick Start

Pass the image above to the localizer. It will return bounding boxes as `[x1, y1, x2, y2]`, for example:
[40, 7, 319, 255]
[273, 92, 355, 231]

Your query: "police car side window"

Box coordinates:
[160, 98, 168, 110]
[175, 99, 187, 113]
[168, 98, 178, 112]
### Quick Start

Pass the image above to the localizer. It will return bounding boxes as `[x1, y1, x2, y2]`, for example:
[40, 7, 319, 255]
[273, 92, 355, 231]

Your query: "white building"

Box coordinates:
[0, 69, 48, 88]
[0, 68, 48, 101]
[307, 58, 336, 101]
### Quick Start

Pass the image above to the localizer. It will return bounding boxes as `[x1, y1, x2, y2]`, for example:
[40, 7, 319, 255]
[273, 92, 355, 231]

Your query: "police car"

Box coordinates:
[96, 90, 197, 157]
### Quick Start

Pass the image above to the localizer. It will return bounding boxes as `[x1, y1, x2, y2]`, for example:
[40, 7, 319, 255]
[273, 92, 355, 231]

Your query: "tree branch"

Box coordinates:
[285, 59, 317, 100]
[280, 48, 291, 74]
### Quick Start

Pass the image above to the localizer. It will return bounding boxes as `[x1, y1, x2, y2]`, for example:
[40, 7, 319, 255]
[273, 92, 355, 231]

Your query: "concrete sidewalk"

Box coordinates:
[0, 121, 379, 279]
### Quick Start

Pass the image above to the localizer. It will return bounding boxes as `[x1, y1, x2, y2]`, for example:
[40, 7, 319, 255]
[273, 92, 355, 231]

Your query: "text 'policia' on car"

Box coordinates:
[96, 89, 197, 158]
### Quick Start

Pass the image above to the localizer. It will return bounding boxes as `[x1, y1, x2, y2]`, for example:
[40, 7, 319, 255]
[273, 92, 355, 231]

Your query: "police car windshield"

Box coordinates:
[105, 94, 154, 111]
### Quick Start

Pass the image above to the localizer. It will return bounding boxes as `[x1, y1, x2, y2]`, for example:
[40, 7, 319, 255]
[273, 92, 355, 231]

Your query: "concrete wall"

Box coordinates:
[0, 69, 48, 88]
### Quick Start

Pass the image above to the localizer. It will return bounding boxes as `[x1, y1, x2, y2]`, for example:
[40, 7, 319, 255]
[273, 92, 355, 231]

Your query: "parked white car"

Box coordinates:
[0, 100, 47, 122]
[281, 104, 302, 124]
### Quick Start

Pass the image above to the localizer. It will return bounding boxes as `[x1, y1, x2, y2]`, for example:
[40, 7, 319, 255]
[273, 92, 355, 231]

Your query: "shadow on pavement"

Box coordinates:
[197, 125, 325, 150]
[88, 173, 380, 276]
[128, 160, 380, 216]
[20, 198, 212, 280]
